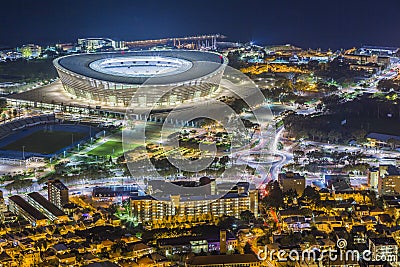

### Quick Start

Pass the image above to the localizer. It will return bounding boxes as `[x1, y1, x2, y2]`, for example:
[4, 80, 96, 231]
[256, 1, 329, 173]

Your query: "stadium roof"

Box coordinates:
[54, 50, 226, 85]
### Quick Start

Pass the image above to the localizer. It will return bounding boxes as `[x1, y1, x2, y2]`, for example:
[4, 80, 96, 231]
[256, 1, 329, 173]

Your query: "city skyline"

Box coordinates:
[1, 0, 400, 49]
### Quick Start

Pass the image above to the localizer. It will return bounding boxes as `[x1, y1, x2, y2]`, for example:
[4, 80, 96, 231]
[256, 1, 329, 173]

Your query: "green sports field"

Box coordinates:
[88, 141, 124, 157]
[87, 124, 171, 157]
[88, 140, 143, 157]
[1, 130, 87, 154]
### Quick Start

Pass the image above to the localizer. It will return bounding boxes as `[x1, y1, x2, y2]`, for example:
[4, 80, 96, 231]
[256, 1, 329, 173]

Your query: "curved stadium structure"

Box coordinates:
[53, 50, 227, 107]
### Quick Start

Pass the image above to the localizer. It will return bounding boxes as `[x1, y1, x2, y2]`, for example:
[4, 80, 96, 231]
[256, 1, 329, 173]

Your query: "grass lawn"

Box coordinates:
[88, 141, 125, 157]
[0, 58, 57, 83]
[1, 130, 87, 154]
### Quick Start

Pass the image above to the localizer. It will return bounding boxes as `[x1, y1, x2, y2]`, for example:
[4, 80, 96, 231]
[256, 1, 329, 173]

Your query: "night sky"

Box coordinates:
[1, 0, 400, 49]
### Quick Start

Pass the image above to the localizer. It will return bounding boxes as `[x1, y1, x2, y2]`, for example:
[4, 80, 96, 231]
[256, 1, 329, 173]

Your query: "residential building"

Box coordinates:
[92, 185, 139, 201]
[378, 165, 400, 195]
[366, 133, 400, 148]
[0, 190, 7, 222]
[278, 172, 305, 195]
[156, 230, 237, 255]
[369, 167, 380, 192]
[369, 237, 398, 264]
[8, 195, 48, 227]
[47, 180, 69, 210]
[130, 183, 258, 229]
[360, 46, 399, 56]
[0, 190, 6, 212]
[325, 174, 351, 189]
[187, 254, 260, 267]
[332, 190, 371, 204]
[77, 38, 126, 52]
[19, 44, 41, 58]
[26, 192, 69, 223]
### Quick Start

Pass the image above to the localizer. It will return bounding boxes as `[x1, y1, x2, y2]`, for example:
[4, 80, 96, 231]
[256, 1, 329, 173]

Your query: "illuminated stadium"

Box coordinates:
[0, 114, 100, 159]
[53, 50, 227, 107]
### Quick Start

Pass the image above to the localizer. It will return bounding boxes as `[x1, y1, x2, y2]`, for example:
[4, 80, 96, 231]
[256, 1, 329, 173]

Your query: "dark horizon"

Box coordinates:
[1, 0, 400, 50]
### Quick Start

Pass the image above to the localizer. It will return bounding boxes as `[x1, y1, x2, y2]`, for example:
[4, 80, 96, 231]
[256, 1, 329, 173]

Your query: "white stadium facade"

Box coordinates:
[53, 50, 227, 107]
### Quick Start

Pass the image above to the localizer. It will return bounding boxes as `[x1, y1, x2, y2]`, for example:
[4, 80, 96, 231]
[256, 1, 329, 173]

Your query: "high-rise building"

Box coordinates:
[368, 167, 380, 192]
[378, 165, 400, 195]
[47, 180, 69, 210]
[278, 172, 306, 195]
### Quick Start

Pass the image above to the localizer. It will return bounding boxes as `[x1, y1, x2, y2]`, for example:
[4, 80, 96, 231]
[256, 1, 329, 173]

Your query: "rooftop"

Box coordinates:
[279, 171, 305, 180]
[27, 192, 65, 217]
[369, 237, 397, 246]
[9, 195, 47, 221]
[366, 132, 400, 142]
[188, 254, 259, 265]
[48, 179, 68, 191]
[92, 185, 139, 197]
[361, 46, 399, 52]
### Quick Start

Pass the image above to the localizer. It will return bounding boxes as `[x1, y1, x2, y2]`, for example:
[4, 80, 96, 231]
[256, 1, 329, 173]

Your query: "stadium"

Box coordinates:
[53, 50, 228, 107]
[0, 114, 101, 160]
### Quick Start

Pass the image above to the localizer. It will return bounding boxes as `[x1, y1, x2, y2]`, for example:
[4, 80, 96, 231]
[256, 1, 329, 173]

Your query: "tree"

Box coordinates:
[284, 189, 298, 207]
[218, 216, 237, 229]
[263, 181, 284, 209]
[279, 232, 302, 246]
[321, 94, 341, 111]
[275, 78, 294, 93]
[111, 240, 127, 253]
[302, 186, 320, 204]
[294, 80, 309, 92]
[308, 60, 320, 70]
[240, 210, 255, 223]
[293, 150, 305, 158]
[0, 99, 6, 109]
[328, 130, 341, 144]
[351, 129, 367, 144]
[293, 150, 304, 164]
[387, 138, 400, 149]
